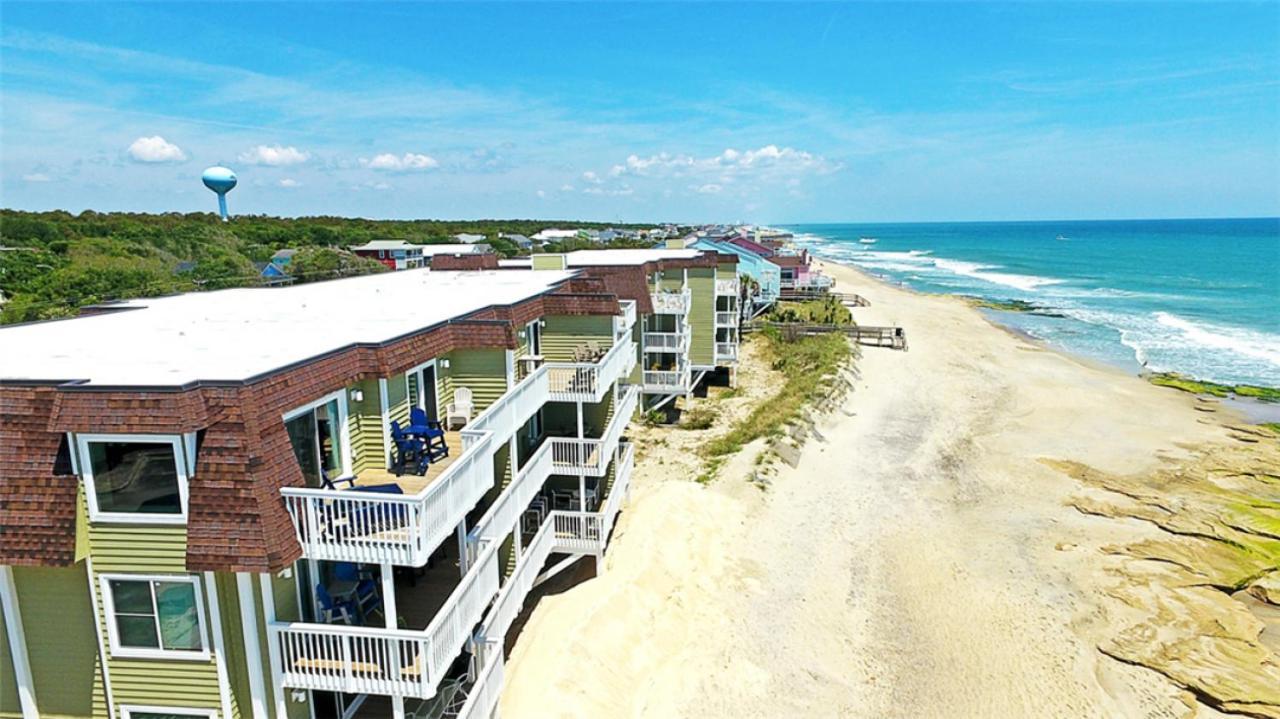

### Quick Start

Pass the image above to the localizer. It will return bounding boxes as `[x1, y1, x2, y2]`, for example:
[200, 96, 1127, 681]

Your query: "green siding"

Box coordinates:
[11, 566, 96, 717]
[0, 596, 17, 718]
[540, 315, 613, 362]
[531, 254, 566, 271]
[657, 270, 682, 292]
[348, 377, 385, 474]
[716, 262, 736, 279]
[440, 349, 509, 416]
[688, 268, 715, 366]
[83, 497, 225, 715]
[387, 371, 410, 431]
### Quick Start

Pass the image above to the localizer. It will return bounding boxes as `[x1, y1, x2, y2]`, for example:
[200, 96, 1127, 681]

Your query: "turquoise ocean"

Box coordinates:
[783, 218, 1280, 387]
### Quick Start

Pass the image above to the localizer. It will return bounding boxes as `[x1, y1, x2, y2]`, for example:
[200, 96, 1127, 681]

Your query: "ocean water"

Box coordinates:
[783, 219, 1280, 387]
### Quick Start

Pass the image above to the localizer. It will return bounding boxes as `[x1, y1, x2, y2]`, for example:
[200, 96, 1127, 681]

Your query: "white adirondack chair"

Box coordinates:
[446, 387, 473, 429]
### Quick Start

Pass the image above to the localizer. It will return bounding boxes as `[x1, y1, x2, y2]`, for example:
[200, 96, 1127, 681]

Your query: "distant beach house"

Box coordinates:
[269, 248, 297, 266]
[451, 233, 489, 244]
[499, 233, 534, 250]
[350, 239, 427, 270]
[690, 237, 781, 308]
[419, 242, 493, 260]
[256, 261, 293, 286]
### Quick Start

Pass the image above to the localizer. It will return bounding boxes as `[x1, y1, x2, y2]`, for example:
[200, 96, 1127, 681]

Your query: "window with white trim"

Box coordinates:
[283, 391, 350, 488]
[120, 707, 217, 719]
[77, 434, 190, 524]
[102, 575, 209, 660]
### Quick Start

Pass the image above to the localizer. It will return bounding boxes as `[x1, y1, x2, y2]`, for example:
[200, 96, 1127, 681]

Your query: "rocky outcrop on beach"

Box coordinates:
[1052, 432, 1280, 718]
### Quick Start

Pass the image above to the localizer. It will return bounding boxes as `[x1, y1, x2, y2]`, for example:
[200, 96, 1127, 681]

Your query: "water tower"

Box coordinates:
[202, 166, 237, 221]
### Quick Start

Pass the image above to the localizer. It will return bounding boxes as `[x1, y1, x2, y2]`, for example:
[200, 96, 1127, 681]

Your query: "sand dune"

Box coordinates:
[499, 261, 1276, 718]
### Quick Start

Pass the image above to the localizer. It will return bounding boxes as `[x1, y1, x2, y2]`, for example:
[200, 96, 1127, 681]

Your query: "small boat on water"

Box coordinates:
[858, 237, 878, 245]
[1055, 234, 1069, 241]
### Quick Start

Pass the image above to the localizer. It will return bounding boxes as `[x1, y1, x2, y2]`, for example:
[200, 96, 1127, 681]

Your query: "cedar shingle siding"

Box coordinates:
[0, 279, 627, 571]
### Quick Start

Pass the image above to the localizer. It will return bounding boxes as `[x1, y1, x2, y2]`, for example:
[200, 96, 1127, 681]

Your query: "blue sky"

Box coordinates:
[2, 2, 1277, 223]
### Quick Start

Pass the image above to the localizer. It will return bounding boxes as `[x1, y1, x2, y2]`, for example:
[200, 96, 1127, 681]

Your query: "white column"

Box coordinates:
[236, 572, 270, 719]
[257, 574, 288, 719]
[456, 521, 469, 576]
[204, 573, 237, 719]
[378, 564, 404, 718]
[379, 377, 393, 468]
[0, 566, 38, 719]
[576, 401, 586, 512]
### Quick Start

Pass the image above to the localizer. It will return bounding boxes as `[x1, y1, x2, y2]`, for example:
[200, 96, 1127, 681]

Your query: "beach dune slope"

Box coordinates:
[501, 261, 1278, 719]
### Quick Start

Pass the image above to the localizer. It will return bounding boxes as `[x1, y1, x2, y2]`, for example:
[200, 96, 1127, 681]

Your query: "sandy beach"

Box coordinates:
[499, 260, 1278, 719]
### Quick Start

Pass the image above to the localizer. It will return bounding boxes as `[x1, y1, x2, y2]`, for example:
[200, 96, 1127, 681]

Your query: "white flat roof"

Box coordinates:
[419, 244, 489, 256]
[0, 269, 574, 387]
[564, 249, 702, 267]
[350, 240, 422, 251]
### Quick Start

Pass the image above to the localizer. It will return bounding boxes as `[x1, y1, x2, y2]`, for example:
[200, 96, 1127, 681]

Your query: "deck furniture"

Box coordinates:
[315, 583, 357, 624]
[333, 562, 383, 622]
[390, 421, 431, 476]
[333, 483, 409, 542]
[318, 467, 357, 491]
[446, 387, 473, 429]
[408, 408, 450, 461]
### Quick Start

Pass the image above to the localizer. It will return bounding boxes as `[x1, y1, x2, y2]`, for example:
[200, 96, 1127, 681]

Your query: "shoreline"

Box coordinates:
[498, 259, 1277, 718]
[827, 259, 1280, 424]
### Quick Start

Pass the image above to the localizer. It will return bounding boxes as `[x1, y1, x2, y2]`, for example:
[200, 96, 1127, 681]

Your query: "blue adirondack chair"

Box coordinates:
[409, 408, 449, 461]
[390, 421, 430, 476]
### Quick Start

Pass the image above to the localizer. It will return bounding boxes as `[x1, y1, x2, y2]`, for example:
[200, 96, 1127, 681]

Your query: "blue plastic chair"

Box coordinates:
[409, 408, 449, 461]
[389, 421, 430, 476]
[333, 563, 384, 622]
[315, 583, 357, 624]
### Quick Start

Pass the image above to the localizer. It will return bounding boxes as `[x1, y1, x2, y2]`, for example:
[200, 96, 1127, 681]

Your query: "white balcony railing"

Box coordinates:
[268, 544, 500, 700]
[480, 513, 557, 641]
[614, 299, 637, 338]
[280, 432, 495, 567]
[715, 278, 739, 296]
[545, 339, 635, 403]
[469, 440, 553, 546]
[551, 511, 602, 553]
[547, 385, 637, 476]
[714, 311, 738, 327]
[715, 342, 739, 362]
[601, 442, 634, 540]
[642, 331, 687, 353]
[650, 288, 691, 315]
[457, 640, 504, 719]
[642, 368, 689, 392]
[282, 358, 548, 567]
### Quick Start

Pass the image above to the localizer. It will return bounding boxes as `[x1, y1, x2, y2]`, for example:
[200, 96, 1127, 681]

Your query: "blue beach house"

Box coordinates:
[691, 237, 781, 309]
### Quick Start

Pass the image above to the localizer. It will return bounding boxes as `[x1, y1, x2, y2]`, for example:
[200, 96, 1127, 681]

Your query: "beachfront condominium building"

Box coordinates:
[689, 237, 781, 313]
[519, 248, 740, 406]
[0, 267, 646, 719]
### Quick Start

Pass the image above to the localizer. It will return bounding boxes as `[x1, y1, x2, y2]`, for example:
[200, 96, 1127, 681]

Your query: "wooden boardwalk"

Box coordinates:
[778, 287, 872, 307]
[744, 321, 908, 351]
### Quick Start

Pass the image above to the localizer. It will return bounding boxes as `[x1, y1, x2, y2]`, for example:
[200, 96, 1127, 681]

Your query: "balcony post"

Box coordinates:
[456, 521, 469, 576]
[381, 562, 404, 718]
[577, 400, 586, 512]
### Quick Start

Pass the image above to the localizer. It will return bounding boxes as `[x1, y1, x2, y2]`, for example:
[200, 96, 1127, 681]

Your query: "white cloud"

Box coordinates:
[583, 184, 634, 197]
[606, 145, 839, 182]
[361, 152, 438, 171]
[581, 171, 601, 184]
[693, 183, 723, 194]
[22, 173, 51, 182]
[559, 184, 575, 192]
[239, 144, 310, 166]
[536, 189, 547, 198]
[278, 178, 300, 188]
[128, 135, 186, 163]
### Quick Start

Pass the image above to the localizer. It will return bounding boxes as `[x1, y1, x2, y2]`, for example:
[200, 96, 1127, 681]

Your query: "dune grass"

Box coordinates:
[703, 328, 853, 458]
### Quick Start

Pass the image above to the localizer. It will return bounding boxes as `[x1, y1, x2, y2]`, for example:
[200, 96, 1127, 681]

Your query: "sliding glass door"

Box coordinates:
[285, 397, 345, 488]
[406, 363, 440, 422]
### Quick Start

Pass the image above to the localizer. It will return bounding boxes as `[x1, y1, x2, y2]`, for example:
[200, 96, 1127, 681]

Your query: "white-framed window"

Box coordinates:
[283, 390, 352, 489]
[100, 574, 210, 661]
[76, 434, 192, 525]
[120, 706, 218, 719]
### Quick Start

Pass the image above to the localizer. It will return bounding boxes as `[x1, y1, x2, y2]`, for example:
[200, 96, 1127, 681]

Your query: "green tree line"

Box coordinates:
[0, 210, 660, 324]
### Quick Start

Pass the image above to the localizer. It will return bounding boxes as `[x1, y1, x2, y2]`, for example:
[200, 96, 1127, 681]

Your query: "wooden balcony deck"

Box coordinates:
[348, 432, 465, 495]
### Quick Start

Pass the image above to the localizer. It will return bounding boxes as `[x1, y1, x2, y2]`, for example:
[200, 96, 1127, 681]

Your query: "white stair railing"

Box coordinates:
[457, 639, 505, 719]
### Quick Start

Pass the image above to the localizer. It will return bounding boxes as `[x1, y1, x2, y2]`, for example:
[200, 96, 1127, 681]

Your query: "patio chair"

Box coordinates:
[409, 408, 449, 461]
[446, 387, 473, 430]
[318, 467, 356, 491]
[333, 562, 384, 621]
[390, 421, 431, 477]
[315, 583, 357, 624]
